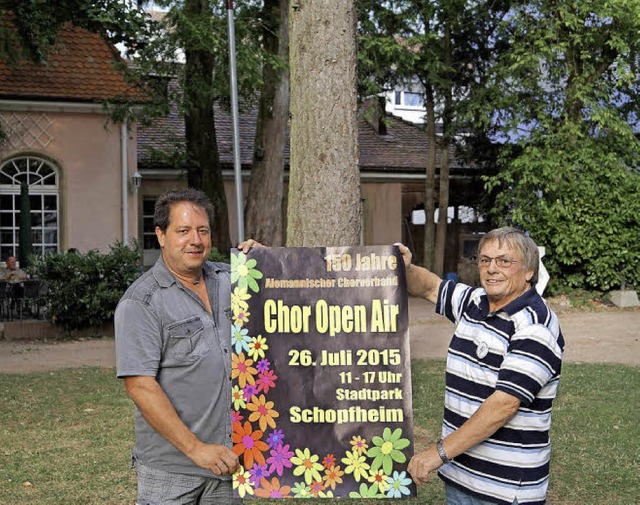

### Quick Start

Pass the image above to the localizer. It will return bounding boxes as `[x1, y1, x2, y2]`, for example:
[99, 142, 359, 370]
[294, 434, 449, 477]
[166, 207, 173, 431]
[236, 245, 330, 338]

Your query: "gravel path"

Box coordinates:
[1, 298, 638, 374]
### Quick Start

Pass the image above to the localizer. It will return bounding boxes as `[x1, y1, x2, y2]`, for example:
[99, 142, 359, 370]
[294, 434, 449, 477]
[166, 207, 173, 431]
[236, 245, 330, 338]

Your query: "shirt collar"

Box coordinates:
[470, 285, 539, 319]
[152, 255, 222, 288]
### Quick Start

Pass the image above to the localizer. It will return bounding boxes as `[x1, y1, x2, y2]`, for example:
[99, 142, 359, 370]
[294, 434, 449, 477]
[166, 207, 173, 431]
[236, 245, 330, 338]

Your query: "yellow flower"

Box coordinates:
[367, 469, 390, 492]
[233, 467, 254, 498]
[341, 449, 370, 482]
[248, 335, 268, 360]
[291, 447, 324, 485]
[231, 287, 251, 312]
[233, 306, 250, 327]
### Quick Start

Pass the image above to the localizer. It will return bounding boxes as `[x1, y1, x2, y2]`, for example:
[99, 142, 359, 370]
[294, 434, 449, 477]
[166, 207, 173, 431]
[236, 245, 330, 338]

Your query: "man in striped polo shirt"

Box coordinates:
[400, 227, 564, 505]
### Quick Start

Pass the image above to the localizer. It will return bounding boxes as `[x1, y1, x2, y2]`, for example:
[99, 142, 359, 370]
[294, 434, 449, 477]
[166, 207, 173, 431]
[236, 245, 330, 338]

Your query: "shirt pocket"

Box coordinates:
[165, 316, 209, 363]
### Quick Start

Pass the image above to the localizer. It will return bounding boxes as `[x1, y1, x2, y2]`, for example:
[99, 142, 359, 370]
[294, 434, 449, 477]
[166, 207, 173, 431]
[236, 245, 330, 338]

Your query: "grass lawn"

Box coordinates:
[0, 361, 638, 504]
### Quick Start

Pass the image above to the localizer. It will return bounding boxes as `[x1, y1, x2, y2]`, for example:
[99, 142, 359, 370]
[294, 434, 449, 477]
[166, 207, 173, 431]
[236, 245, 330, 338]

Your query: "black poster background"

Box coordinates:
[230, 246, 416, 499]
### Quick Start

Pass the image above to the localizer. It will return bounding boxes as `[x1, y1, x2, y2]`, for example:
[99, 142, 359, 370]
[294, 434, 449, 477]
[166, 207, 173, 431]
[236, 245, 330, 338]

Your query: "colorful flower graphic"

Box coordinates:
[266, 429, 285, 448]
[386, 470, 413, 498]
[232, 467, 254, 498]
[323, 464, 344, 490]
[246, 394, 279, 431]
[231, 410, 243, 424]
[256, 358, 271, 373]
[350, 435, 369, 455]
[248, 463, 268, 487]
[349, 482, 385, 499]
[309, 480, 325, 497]
[233, 306, 250, 327]
[248, 334, 268, 360]
[231, 352, 257, 388]
[368, 469, 390, 493]
[231, 325, 251, 354]
[291, 482, 311, 498]
[242, 383, 258, 401]
[266, 443, 294, 476]
[367, 427, 410, 475]
[291, 447, 324, 485]
[341, 449, 370, 482]
[322, 453, 336, 469]
[232, 421, 268, 469]
[231, 385, 246, 410]
[231, 252, 263, 293]
[256, 369, 277, 393]
[254, 477, 292, 498]
[231, 286, 251, 312]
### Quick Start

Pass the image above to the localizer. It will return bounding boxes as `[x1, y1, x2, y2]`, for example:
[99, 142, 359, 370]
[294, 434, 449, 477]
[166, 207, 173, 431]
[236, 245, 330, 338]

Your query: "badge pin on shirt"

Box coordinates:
[476, 341, 489, 359]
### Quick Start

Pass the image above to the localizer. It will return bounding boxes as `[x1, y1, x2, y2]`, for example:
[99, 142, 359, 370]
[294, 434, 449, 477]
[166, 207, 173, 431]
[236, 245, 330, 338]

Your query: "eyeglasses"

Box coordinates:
[477, 256, 522, 269]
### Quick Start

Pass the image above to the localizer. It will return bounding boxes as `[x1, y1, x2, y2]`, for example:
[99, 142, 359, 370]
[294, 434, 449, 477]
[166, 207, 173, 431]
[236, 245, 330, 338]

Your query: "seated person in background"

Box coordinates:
[1, 256, 29, 283]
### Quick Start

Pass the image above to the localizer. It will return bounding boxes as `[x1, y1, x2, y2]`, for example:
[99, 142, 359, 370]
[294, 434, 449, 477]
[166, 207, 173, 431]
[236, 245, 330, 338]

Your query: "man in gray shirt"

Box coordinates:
[115, 189, 257, 504]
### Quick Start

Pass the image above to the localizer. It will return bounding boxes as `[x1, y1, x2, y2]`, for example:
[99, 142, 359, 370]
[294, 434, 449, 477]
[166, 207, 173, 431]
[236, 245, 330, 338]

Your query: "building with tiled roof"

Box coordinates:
[0, 22, 148, 260]
[0, 18, 485, 276]
[0, 23, 148, 103]
[137, 97, 485, 272]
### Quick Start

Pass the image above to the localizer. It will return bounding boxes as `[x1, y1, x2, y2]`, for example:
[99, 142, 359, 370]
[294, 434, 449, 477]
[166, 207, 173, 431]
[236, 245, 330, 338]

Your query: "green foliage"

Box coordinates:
[486, 0, 640, 292]
[30, 243, 142, 331]
[209, 246, 230, 264]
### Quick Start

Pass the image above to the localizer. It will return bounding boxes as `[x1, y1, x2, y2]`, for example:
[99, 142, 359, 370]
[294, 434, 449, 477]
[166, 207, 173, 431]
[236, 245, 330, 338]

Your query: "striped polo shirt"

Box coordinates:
[435, 280, 564, 505]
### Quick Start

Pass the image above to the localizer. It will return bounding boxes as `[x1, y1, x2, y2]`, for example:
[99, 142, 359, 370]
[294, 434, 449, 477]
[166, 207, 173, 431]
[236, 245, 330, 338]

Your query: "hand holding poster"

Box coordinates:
[230, 246, 416, 499]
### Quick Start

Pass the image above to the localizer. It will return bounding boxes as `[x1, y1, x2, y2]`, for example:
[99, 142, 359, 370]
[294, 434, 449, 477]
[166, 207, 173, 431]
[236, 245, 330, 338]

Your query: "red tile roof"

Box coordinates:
[0, 22, 149, 103]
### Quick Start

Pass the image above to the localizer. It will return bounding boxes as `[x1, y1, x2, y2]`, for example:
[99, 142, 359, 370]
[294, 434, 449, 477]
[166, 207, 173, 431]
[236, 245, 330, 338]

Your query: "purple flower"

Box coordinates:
[266, 443, 294, 476]
[243, 384, 258, 401]
[266, 429, 285, 448]
[249, 463, 269, 487]
[256, 358, 271, 373]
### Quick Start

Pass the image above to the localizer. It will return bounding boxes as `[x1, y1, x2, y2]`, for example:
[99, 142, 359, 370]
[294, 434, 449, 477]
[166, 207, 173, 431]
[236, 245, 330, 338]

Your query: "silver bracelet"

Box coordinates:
[436, 438, 450, 464]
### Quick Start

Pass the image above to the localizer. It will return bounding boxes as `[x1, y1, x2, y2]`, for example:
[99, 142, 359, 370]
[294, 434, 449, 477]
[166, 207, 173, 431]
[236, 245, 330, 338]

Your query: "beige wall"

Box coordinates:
[0, 108, 139, 254]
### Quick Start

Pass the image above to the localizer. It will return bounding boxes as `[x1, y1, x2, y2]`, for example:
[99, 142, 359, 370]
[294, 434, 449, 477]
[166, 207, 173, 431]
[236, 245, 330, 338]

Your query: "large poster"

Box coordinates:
[230, 246, 415, 499]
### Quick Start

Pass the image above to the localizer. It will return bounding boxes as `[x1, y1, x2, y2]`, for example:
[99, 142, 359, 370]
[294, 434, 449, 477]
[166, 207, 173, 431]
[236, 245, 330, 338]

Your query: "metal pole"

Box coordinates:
[227, 0, 245, 243]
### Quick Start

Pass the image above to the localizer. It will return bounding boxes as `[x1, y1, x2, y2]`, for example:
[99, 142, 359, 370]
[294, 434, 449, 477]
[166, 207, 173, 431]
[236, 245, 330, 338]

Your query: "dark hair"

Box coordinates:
[153, 189, 215, 232]
[478, 227, 539, 285]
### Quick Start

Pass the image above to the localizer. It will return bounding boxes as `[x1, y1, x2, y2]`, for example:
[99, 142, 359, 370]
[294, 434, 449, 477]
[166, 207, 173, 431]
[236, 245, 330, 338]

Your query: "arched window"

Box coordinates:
[0, 155, 60, 260]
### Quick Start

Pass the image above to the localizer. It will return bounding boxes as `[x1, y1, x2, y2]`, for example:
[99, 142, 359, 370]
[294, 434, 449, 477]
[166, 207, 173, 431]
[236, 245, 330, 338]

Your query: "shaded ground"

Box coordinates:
[0, 297, 638, 374]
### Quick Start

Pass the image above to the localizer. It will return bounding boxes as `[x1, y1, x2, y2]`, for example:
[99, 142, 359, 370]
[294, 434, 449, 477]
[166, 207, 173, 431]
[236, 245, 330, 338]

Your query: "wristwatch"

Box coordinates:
[436, 438, 451, 465]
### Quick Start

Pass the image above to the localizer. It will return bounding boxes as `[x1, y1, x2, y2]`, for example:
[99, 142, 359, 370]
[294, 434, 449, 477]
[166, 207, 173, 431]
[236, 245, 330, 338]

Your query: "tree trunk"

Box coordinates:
[245, 0, 289, 246]
[434, 141, 450, 277]
[286, 0, 361, 246]
[183, 0, 230, 251]
[423, 88, 436, 269]
[434, 21, 453, 277]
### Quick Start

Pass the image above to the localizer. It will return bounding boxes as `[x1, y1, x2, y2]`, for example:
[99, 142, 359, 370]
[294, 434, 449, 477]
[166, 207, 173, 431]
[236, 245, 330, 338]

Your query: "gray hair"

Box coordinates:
[478, 227, 539, 285]
[153, 189, 215, 232]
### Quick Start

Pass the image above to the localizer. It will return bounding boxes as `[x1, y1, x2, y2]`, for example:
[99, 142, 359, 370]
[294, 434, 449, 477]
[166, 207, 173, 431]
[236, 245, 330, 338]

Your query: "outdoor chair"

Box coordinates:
[15, 279, 41, 320]
[0, 280, 10, 321]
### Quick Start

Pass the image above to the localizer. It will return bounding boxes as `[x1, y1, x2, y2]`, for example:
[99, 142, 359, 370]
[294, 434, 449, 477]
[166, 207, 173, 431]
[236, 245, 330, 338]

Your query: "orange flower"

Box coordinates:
[323, 464, 344, 490]
[254, 477, 292, 498]
[322, 453, 336, 469]
[246, 394, 279, 432]
[309, 480, 325, 497]
[232, 421, 268, 469]
[232, 352, 258, 388]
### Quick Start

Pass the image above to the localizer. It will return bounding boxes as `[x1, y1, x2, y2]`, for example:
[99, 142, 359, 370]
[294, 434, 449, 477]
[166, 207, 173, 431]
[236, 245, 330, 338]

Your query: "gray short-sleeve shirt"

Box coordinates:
[115, 256, 233, 478]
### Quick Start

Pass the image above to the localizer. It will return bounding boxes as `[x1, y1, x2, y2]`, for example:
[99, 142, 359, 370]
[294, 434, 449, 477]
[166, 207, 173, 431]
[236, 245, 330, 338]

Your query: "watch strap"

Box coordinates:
[436, 438, 450, 464]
